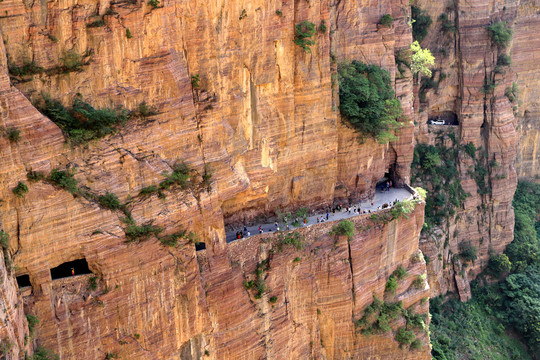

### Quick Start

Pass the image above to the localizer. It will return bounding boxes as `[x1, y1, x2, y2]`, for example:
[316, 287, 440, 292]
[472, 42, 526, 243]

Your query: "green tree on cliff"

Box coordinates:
[410, 41, 435, 78]
[338, 61, 403, 143]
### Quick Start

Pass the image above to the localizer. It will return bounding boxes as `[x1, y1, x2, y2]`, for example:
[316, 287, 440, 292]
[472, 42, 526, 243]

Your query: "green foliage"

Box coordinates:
[98, 192, 121, 210]
[275, 232, 304, 251]
[27, 346, 59, 360]
[411, 41, 435, 77]
[4, 127, 21, 143]
[269, 296, 277, 303]
[355, 296, 404, 335]
[411, 5, 433, 41]
[487, 21, 513, 48]
[139, 185, 162, 198]
[49, 168, 79, 194]
[40, 97, 128, 145]
[438, 13, 456, 34]
[8, 60, 44, 77]
[239, 9, 247, 20]
[135, 101, 158, 117]
[395, 49, 411, 76]
[159, 161, 192, 190]
[159, 230, 197, 247]
[395, 327, 415, 346]
[12, 181, 28, 198]
[411, 138, 469, 230]
[26, 314, 39, 337]
[105, 353, 118, 360]
[410, 338, 423, 350]
[88, 276, 98, 290]
[330, 220, 355, 240]
[275, 10, 282, 17]
[148, 0, 160, 9]
[0, 231, 9, 250]
[497, 53, 512, 67]
[459, 241, 478, 261]
[385, 275, 398, 293]
[464, 142, 476, 158]
[380, 14, 394, 28]
[295, 207, 309, 220]
[191, 74, 201, 88]
[505, 82, 518, 102]
[294, 21, 317, 53]
[338, 61, 403, 143]
[0, 337, 13, 355]
[415, 187, 427, 200]
[489, 253, 512, 275]
[126, 28, 132, 39]
[60, 50, 86, 72]
[248, 260, 269, 299]
[411, 274, 426, 289]
[318, 20, 327, 33]
[430, 296, 532, 360]
[125, 222, 163, 243]
[391, 199, 417, 219]
[393, 265, 408, 280]
[87, 18, 105, 28]
[481, 76, 496, 94]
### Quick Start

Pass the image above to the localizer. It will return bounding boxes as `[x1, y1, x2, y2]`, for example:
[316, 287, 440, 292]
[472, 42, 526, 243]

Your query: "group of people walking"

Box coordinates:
[230, 183, 414, 241]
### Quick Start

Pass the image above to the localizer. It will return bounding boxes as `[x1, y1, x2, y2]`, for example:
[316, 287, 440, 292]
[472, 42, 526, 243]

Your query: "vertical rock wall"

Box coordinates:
[0, 0, 433, 359]
[414, 0, 518, 299]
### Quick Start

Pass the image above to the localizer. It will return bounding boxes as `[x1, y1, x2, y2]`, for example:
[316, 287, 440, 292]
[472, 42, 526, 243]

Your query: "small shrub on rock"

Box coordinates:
[294, 21, 316, 53]
[380, 14, 393, 28]
[12, 181, 29, 198]
[330, 220, 355, 240]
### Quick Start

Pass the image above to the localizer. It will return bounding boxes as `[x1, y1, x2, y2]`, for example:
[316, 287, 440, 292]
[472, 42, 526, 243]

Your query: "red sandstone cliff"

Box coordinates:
[414, 0, 518, 300]
[0, 0, 432, 358]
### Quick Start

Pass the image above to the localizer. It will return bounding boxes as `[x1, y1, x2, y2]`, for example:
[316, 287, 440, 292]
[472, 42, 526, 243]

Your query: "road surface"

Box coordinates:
[226, 187, 413, 243]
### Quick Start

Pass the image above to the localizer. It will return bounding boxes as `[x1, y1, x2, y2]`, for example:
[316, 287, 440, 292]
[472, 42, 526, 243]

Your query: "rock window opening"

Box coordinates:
[195, 242, 206, 251]
[16, 274, 31, 288]
[50, 258, 92, 280]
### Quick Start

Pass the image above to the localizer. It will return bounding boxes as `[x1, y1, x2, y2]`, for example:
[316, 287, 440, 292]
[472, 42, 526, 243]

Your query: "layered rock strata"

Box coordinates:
[0, 0, 434, 358]
[415, 0, 518, 299]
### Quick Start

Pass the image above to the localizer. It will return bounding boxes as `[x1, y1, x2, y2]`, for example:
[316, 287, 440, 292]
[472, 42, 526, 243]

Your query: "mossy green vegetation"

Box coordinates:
[338, 61, 403, 143]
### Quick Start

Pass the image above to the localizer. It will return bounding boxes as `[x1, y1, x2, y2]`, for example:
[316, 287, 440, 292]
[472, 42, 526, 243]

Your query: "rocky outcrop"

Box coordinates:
[414, 0, 518, 299]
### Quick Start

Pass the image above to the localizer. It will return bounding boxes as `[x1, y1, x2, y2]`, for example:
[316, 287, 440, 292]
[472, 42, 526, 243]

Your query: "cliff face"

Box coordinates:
[0, 0, 434, 359]
[514, 0, 540, 181]
[413, 0, 520, 300]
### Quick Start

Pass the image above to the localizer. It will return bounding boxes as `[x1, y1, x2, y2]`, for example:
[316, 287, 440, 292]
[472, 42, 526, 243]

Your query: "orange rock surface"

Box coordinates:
[414, 0, 519, 300]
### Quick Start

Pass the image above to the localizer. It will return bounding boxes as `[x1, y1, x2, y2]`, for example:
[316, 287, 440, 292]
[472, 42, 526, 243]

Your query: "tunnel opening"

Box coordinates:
[16, 274, 31, 288]
[428, 111, 459, 125]
[50, 258, 92, 280]
[195, 242, 206, 251]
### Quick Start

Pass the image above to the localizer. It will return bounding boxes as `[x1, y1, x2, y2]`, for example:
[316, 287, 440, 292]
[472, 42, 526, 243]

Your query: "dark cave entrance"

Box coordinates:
[16, 274, 31, 288]
[195, 242, 206, 251]
[50, 258, 92, 280]
[376, 167, 397, 192]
